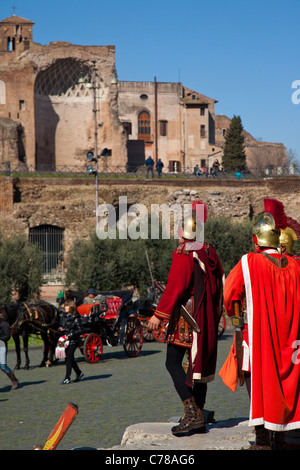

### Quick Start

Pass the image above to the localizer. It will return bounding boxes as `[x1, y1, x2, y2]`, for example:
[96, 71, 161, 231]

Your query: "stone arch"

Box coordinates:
[34, 58, 101, 170]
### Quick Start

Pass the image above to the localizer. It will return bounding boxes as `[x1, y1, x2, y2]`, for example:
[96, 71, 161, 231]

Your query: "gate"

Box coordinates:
[29, 225, 64, 282]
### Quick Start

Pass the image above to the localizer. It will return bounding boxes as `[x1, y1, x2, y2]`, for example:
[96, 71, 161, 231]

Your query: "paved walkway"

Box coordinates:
[1, 328, 255, 450]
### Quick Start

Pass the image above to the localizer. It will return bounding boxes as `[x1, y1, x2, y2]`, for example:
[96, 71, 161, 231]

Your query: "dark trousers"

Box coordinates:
[165, 342, 207, 409]
[65, 343, 81, 380]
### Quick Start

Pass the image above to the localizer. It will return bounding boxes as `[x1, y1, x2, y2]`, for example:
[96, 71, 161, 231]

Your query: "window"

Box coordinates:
[169, 160, 181, 173]
[122, 121, 132, 136]
[200, 125, 206, 138]
[29, 225, 64, 279]
[159, 120, 168, 136]
[200, 107, 205, 116]
[0, 81, 6, 105]
[138, 111, 151, 141]
[19, 100, 25, 111]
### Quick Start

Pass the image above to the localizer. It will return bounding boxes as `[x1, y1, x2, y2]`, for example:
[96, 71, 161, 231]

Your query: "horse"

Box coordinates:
[2, 301, 60, 370]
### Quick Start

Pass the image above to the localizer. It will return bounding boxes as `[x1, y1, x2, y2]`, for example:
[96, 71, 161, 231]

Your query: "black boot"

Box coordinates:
[271, 431, 286, 450]
[172, 397, 206, 437]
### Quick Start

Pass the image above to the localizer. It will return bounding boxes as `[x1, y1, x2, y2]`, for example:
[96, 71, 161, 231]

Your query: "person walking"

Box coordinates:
[58, 301, 84, 384]
[0, 309, 18, 390]
[224, 199, 300, 450]
[148, 201, 224, 436]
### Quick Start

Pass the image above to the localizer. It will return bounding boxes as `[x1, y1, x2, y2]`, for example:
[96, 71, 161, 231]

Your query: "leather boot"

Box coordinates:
[249, 425, 271, 450]
[172, 397, 206, 437]
[7, 371, 19, 390]
[271, 431, 286, 450]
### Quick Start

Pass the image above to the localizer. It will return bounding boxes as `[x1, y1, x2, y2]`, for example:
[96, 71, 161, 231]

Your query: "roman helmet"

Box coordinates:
[182, 211, 198, 240]
[252, 199, 287, 249]
[279, 227, 298, 255]
[181, 200, 207, 241]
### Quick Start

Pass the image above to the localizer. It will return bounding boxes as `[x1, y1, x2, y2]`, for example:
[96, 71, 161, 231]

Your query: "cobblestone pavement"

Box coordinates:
[0, 329, 250, 450]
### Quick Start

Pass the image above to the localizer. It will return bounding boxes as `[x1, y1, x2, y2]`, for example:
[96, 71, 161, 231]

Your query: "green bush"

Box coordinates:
[65, 217, 254, 293]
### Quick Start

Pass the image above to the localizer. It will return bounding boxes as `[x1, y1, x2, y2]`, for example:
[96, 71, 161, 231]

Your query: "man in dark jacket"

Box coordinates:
[145, 156, 154, 178]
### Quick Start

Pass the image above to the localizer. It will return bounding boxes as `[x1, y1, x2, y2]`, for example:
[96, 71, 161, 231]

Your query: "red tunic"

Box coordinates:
[154, 245, 195, 348]
[155, 242, 224, 384]
[224, 251, 300, 431]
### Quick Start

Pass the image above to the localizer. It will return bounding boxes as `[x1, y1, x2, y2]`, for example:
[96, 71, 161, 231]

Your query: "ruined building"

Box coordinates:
[0, 13, 288, 288]
[0, 13, 285, 175]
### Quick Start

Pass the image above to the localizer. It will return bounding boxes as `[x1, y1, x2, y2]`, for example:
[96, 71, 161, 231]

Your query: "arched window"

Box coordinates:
[138, 111, 151, 141]
[29, 225, 64, 280]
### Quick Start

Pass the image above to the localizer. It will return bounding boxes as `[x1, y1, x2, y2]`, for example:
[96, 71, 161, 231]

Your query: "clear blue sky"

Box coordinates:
[2, 0, 300, 162]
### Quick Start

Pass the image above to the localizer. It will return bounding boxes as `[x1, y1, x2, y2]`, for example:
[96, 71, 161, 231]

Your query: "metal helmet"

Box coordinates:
[182, 213, 197, 240]
[252, 213, 280, 248]
[181, 210, 204, 241]
[279, 227, 297, 254]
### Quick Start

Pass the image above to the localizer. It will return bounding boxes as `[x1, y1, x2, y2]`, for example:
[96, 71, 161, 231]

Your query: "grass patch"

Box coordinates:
[7, 335, 44, 349]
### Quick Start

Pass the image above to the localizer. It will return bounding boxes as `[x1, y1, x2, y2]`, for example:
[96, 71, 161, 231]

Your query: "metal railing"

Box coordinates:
[0, 162, 299, 179]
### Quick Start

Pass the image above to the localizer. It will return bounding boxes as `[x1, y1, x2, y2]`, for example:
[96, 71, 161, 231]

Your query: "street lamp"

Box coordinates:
[79, 61, 100, 227]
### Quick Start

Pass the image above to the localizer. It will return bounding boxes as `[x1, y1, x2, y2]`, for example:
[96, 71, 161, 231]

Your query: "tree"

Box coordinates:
[204, 217, 253, 275]
[0, 234, 44, 303]
[65, 232, 176, 295]
[222, 115, 246, 170]
[65, 217, 254, 293]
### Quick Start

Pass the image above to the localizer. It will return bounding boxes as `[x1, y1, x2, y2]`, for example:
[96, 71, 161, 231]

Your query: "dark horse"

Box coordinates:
[1, 301, 60, 370]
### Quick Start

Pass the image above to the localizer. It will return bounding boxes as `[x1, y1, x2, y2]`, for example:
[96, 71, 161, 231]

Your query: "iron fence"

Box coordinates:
[0, 162, 299, 179]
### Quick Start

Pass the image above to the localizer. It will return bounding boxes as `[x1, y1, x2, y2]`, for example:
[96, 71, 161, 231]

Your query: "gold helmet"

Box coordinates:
[182, 212, 197, 240]
[279, 227, 298, 254]
[252, 213, 280, 248]
[180, 200, 207, 241]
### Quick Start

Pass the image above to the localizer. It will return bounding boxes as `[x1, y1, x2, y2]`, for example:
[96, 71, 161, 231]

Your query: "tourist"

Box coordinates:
[0, 309, 18, 390]
[145, 156, 155, 178]
[156, 159, 164, 178]
[58, 301, 84, 384]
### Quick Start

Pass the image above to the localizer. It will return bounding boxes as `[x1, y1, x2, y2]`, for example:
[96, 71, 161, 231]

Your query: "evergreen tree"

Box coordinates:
[222, 115, 246, 170]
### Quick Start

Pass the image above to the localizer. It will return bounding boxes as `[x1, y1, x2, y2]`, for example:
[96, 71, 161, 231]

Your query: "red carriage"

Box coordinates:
[76, 290, 143, 363]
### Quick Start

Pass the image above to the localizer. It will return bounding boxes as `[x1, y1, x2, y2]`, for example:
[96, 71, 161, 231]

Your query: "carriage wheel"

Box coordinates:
[218, 313, 226, 338]
[152, 319, 169, 343]
[143, 324, 155, 342]
[123, 317, 143, 357]
[140, 316, 155, 342]
[84, 333, 103, 363]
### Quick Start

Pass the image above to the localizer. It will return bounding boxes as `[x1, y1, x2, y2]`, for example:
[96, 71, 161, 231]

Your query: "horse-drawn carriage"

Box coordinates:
[75, 290, 144, 363]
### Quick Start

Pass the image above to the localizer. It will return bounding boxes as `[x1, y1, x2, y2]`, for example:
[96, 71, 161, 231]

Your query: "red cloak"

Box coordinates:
[224, 252, 300, 431]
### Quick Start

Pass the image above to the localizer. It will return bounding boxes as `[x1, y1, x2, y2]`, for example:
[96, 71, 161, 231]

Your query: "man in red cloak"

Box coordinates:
[148, 201, 224, 436]
[224, 199, 300, 449]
